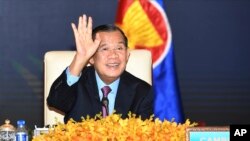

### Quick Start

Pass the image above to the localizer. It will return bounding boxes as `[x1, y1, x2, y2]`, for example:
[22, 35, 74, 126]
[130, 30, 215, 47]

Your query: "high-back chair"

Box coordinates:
[44, 49, 152, 125]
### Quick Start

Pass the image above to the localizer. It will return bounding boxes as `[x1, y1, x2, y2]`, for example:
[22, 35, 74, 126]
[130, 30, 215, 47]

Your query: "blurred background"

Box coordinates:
[1, 0, 250, 129]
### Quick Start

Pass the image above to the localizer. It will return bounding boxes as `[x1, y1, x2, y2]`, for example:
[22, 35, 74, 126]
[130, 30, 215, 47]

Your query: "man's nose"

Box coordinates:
[108, 49, 118, 58]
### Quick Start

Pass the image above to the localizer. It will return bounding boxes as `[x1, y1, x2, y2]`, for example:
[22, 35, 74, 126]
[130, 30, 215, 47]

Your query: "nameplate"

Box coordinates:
[186, 127, 229, 141]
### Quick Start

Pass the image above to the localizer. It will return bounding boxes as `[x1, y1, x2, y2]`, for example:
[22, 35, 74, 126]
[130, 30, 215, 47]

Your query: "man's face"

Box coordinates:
[90, 31, 130, 84]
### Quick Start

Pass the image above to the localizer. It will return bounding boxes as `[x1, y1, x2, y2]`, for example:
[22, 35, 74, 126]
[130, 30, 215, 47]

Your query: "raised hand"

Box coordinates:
[69, 14, 101, 76]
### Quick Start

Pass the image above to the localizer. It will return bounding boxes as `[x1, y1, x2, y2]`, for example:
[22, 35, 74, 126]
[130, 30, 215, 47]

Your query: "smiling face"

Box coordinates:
[90, 31, 130, 84]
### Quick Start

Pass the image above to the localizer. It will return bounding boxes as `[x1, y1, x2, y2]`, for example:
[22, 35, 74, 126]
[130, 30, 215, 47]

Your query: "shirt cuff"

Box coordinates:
[66, 67, 80, 86]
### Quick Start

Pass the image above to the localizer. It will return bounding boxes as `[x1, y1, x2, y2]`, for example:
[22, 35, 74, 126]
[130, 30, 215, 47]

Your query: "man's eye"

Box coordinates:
[100, 47, 108, 51]
[117, 47, 125, 50]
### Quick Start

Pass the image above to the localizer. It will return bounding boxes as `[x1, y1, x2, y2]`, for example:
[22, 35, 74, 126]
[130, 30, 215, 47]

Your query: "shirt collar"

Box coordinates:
[95, 71, 120, 95]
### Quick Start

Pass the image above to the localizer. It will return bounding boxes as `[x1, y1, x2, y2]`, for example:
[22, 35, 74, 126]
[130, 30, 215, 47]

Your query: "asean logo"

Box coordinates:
[116, 0, 171, 68]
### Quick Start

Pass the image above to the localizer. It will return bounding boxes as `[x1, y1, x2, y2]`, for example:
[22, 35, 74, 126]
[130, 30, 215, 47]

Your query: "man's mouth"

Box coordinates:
[106, 63, 119, 68]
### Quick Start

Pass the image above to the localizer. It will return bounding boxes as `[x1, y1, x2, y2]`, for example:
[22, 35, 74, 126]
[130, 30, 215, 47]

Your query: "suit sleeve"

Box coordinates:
[136, 84, 154, 120]
[47, 69, 78, 113]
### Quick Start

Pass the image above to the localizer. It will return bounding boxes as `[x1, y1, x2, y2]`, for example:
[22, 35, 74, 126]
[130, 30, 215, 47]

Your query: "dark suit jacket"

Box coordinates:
[47, 66, 153, 123]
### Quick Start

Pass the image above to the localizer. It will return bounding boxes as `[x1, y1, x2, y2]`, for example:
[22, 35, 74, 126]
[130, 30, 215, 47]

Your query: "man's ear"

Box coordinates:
[126, 49, 131, 63]
[89, 57, 94, 65]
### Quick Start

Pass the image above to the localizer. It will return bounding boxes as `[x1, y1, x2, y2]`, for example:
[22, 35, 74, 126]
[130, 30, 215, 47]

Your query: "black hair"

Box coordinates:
[92, 24, 128, 47]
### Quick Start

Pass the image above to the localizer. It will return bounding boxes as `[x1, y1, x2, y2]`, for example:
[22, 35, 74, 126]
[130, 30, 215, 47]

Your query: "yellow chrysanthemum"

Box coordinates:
[32, 113, 197, 141]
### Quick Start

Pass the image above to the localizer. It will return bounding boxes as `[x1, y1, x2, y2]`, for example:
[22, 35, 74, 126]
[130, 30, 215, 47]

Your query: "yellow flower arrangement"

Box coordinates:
[33, 113, 196, 141]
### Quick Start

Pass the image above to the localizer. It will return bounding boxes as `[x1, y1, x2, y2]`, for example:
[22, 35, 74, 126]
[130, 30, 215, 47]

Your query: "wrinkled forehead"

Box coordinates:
[97, 31, 127, 46]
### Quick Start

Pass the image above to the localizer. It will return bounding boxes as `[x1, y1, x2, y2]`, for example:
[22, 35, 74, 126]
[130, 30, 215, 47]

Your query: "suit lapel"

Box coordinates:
[83, 66, 102, 115]
[114, 71, 135, 116]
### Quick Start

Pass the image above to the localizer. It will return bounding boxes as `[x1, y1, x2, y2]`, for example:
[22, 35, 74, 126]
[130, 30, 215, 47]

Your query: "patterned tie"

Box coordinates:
[101, 86, 111, 117]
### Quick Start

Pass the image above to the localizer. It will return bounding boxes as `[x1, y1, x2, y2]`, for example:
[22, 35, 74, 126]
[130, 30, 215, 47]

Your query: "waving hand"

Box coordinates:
[69, 14, 101, 76]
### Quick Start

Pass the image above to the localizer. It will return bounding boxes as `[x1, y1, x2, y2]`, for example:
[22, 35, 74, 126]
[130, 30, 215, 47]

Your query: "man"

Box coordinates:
[47, 14, 153, 123]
